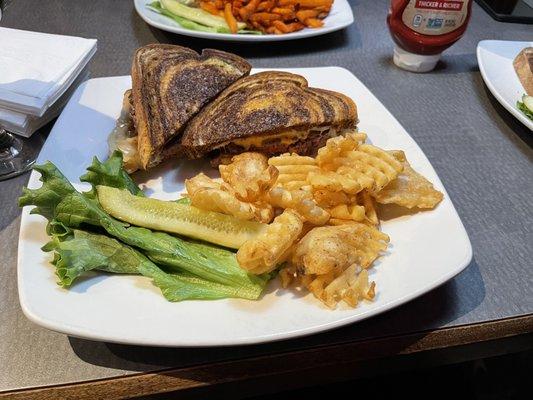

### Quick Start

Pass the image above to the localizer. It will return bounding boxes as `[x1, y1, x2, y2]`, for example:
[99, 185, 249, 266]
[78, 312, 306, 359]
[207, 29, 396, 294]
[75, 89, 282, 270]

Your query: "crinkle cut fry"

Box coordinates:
[316, 132, 367, 166]
[327, 203, 366, 222]
[269, 153, 318, 190]
[321, 266, 375, 308]
[236, 209, 303, 274]
[372, 150, 444, 209]
[185, 173, 273, 222]
[291, 223, 389, 277]
[321, 144, 403, 194]
[307, 170, 362, 194]
[268, 186, 330, 225]
[219, 152, 278, 202]
[280, 264, 376, 309]
[358, 190, 379, 225]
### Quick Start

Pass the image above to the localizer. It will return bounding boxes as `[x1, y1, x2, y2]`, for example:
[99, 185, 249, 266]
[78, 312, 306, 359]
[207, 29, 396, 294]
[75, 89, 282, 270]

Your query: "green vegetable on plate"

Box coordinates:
[80, 151, 145, 196]
[44, 225, 253, 301]
[19, 151, 269, 300]
[97, 185, 266, 249]
[517, 94, 533, 121]
[147, 1, 262, 35]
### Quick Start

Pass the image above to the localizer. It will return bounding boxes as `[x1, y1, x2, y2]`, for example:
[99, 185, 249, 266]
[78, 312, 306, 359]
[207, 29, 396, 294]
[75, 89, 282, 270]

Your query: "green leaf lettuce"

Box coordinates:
[45, 226, 250, 301]
[19, 160, 267, 300]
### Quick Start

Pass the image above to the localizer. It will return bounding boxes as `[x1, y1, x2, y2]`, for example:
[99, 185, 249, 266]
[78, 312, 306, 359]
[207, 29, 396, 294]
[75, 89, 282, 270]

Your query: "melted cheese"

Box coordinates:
[231, 130, 310, 150]
[218, 127, 335, 151]
[107, 103, 142, 173]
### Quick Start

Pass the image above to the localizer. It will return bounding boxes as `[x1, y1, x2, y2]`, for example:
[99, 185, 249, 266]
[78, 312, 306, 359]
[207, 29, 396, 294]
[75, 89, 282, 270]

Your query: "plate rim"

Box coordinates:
[476, 39, 533, 131]
[133, 0, 354, 42]
[17, 67, 473, 347]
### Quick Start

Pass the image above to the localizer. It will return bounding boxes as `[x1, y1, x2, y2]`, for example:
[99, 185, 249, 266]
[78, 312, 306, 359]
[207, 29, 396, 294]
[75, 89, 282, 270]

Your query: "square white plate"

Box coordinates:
[18, 67, 472, 347]
[134, 0, 354, 42]
[477, 40, 533, 131]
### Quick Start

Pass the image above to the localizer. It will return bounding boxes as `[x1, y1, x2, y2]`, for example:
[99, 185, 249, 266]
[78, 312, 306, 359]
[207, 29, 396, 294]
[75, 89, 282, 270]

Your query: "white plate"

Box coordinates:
[133, 0, 354, 42]
[477, 40, 533, 131]
[18, 67, 472, 347]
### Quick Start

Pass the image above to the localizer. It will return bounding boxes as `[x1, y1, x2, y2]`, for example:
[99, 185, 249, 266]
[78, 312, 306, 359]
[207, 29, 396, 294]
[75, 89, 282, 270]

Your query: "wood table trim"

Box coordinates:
[2, 314, 532, 400]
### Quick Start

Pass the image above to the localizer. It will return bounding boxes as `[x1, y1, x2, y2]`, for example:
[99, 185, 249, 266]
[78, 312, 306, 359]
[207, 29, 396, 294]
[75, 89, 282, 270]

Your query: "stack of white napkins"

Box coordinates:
[0, 27, 97, 137]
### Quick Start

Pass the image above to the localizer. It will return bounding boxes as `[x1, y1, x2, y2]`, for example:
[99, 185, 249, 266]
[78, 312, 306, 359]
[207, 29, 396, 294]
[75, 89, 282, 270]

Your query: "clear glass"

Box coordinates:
[0, 129, 45, 181]
[0, 0, 9, 21]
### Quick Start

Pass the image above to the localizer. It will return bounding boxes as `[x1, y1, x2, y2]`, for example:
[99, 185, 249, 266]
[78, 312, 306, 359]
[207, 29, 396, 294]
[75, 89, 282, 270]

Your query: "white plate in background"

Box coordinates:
[18, 67, 472, 347]
[477, 40, 533, 131]
[133, 0, 354, 42]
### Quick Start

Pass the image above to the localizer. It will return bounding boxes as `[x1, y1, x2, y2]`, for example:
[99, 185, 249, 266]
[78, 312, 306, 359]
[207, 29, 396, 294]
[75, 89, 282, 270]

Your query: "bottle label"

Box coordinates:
[402, 0, 469, 35]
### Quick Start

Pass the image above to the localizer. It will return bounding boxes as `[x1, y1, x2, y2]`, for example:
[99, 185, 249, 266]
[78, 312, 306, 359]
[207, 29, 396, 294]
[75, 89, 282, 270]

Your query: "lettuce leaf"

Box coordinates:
[517, 100, 533, 121]
[147, 1, 263, 35]
[45, 225, 250, 300]
[80, 151, 144, 196]
[19, 162, 267, 298]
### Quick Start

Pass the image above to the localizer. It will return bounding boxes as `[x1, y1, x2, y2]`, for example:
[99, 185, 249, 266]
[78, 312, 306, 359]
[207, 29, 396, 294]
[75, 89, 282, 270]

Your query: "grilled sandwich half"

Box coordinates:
[130, 44, 251, 169]
[180, 71, 358, 163]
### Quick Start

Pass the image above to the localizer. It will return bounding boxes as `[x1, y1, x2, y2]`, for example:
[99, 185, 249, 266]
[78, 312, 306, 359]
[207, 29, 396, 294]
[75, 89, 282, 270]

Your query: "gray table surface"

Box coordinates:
[1, 0, 532, 393]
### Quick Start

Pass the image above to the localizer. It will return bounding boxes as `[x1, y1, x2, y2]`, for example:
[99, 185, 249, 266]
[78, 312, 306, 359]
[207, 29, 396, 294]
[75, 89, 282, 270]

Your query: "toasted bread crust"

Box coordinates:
[513, 47, 533, 95]
[131, 44, 251, 169]
[180, 71, 358, 159]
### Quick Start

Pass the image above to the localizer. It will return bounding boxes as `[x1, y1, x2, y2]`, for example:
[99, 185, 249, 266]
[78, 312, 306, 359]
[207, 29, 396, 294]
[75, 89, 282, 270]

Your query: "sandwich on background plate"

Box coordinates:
[514, 46, 533, 95]
[108, 44, 251, 172]
[180, 71, 358, 166]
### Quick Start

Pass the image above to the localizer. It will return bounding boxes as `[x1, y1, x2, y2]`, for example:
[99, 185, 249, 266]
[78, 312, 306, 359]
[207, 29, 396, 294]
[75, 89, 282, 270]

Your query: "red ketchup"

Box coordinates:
[387, 0, 473, 72]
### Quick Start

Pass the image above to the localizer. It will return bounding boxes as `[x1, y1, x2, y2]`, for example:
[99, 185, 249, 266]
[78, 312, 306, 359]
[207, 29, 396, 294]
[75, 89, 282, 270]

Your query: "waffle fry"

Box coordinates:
[269, 153, 317, 166]
[219, 152, 278, 202]
[185, 173, 273, 222]
[373, 151, 444, 209]
[237, 210, 303, 274]
[327, 203, 366, 222]
[306, 270, 337, 299]
[291, 223, 389, 275]
[312, 189, 352, 208]
[281, 181, 312, 191]
[269, 153, 319, 190]
[185, 172, 222, 194]
[322, 266, 375, 308]
[325, 144, 404, 193]
[358, 190, 379, 225]
[190, 186, 273, 222]
[316, 132, 367, 168]
[282, 262, 375, 308]
[328, 218, 361, 226]
[307, 170, 362, 194]
[268, 186, 330, 225]
[279, 264, 299, 288]
[185, 128, 443, 309]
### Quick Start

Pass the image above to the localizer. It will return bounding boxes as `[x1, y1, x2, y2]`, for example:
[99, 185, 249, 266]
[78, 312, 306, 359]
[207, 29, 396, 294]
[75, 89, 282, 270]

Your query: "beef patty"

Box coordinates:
[209, 129, 334, 167]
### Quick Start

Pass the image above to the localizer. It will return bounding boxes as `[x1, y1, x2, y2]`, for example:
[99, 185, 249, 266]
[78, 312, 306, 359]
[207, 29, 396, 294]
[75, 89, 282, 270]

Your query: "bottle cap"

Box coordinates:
[393, 45, 441, 73]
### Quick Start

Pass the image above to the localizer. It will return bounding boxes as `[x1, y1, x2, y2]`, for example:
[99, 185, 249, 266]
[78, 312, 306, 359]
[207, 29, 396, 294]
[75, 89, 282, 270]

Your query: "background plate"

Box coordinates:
[18, 67, 472, 347]
[133, 0, 354, 42]
[477, 40, 533, 131]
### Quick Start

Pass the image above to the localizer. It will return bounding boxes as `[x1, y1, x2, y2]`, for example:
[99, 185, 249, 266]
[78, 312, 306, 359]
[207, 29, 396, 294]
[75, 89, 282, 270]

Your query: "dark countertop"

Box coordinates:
[1, 0, 532, 397]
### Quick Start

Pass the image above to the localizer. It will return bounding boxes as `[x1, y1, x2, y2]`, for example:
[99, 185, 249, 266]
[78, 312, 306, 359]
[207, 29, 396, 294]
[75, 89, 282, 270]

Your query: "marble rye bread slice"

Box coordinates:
[513, 47, 533, 95]
[131, 44, 251, 169]
[180, 71, 358, 159]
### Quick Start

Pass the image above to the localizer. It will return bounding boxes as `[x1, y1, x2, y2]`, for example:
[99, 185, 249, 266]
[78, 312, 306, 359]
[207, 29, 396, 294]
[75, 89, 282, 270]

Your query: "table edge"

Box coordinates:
[2, 313, 532, 399]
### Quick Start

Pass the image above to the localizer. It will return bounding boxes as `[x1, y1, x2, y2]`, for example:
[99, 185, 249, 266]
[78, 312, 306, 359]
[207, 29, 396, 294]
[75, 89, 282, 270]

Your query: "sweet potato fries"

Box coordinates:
[199, 0, 333, 34]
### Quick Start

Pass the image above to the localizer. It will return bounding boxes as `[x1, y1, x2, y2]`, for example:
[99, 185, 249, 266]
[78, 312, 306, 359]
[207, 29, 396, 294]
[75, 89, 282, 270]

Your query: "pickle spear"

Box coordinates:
[97, 185, 265, 249]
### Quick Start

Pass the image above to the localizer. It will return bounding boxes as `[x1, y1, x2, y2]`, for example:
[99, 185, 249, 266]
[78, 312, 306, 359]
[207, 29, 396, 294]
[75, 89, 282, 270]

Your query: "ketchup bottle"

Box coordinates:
[387, 0, 473, 72]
